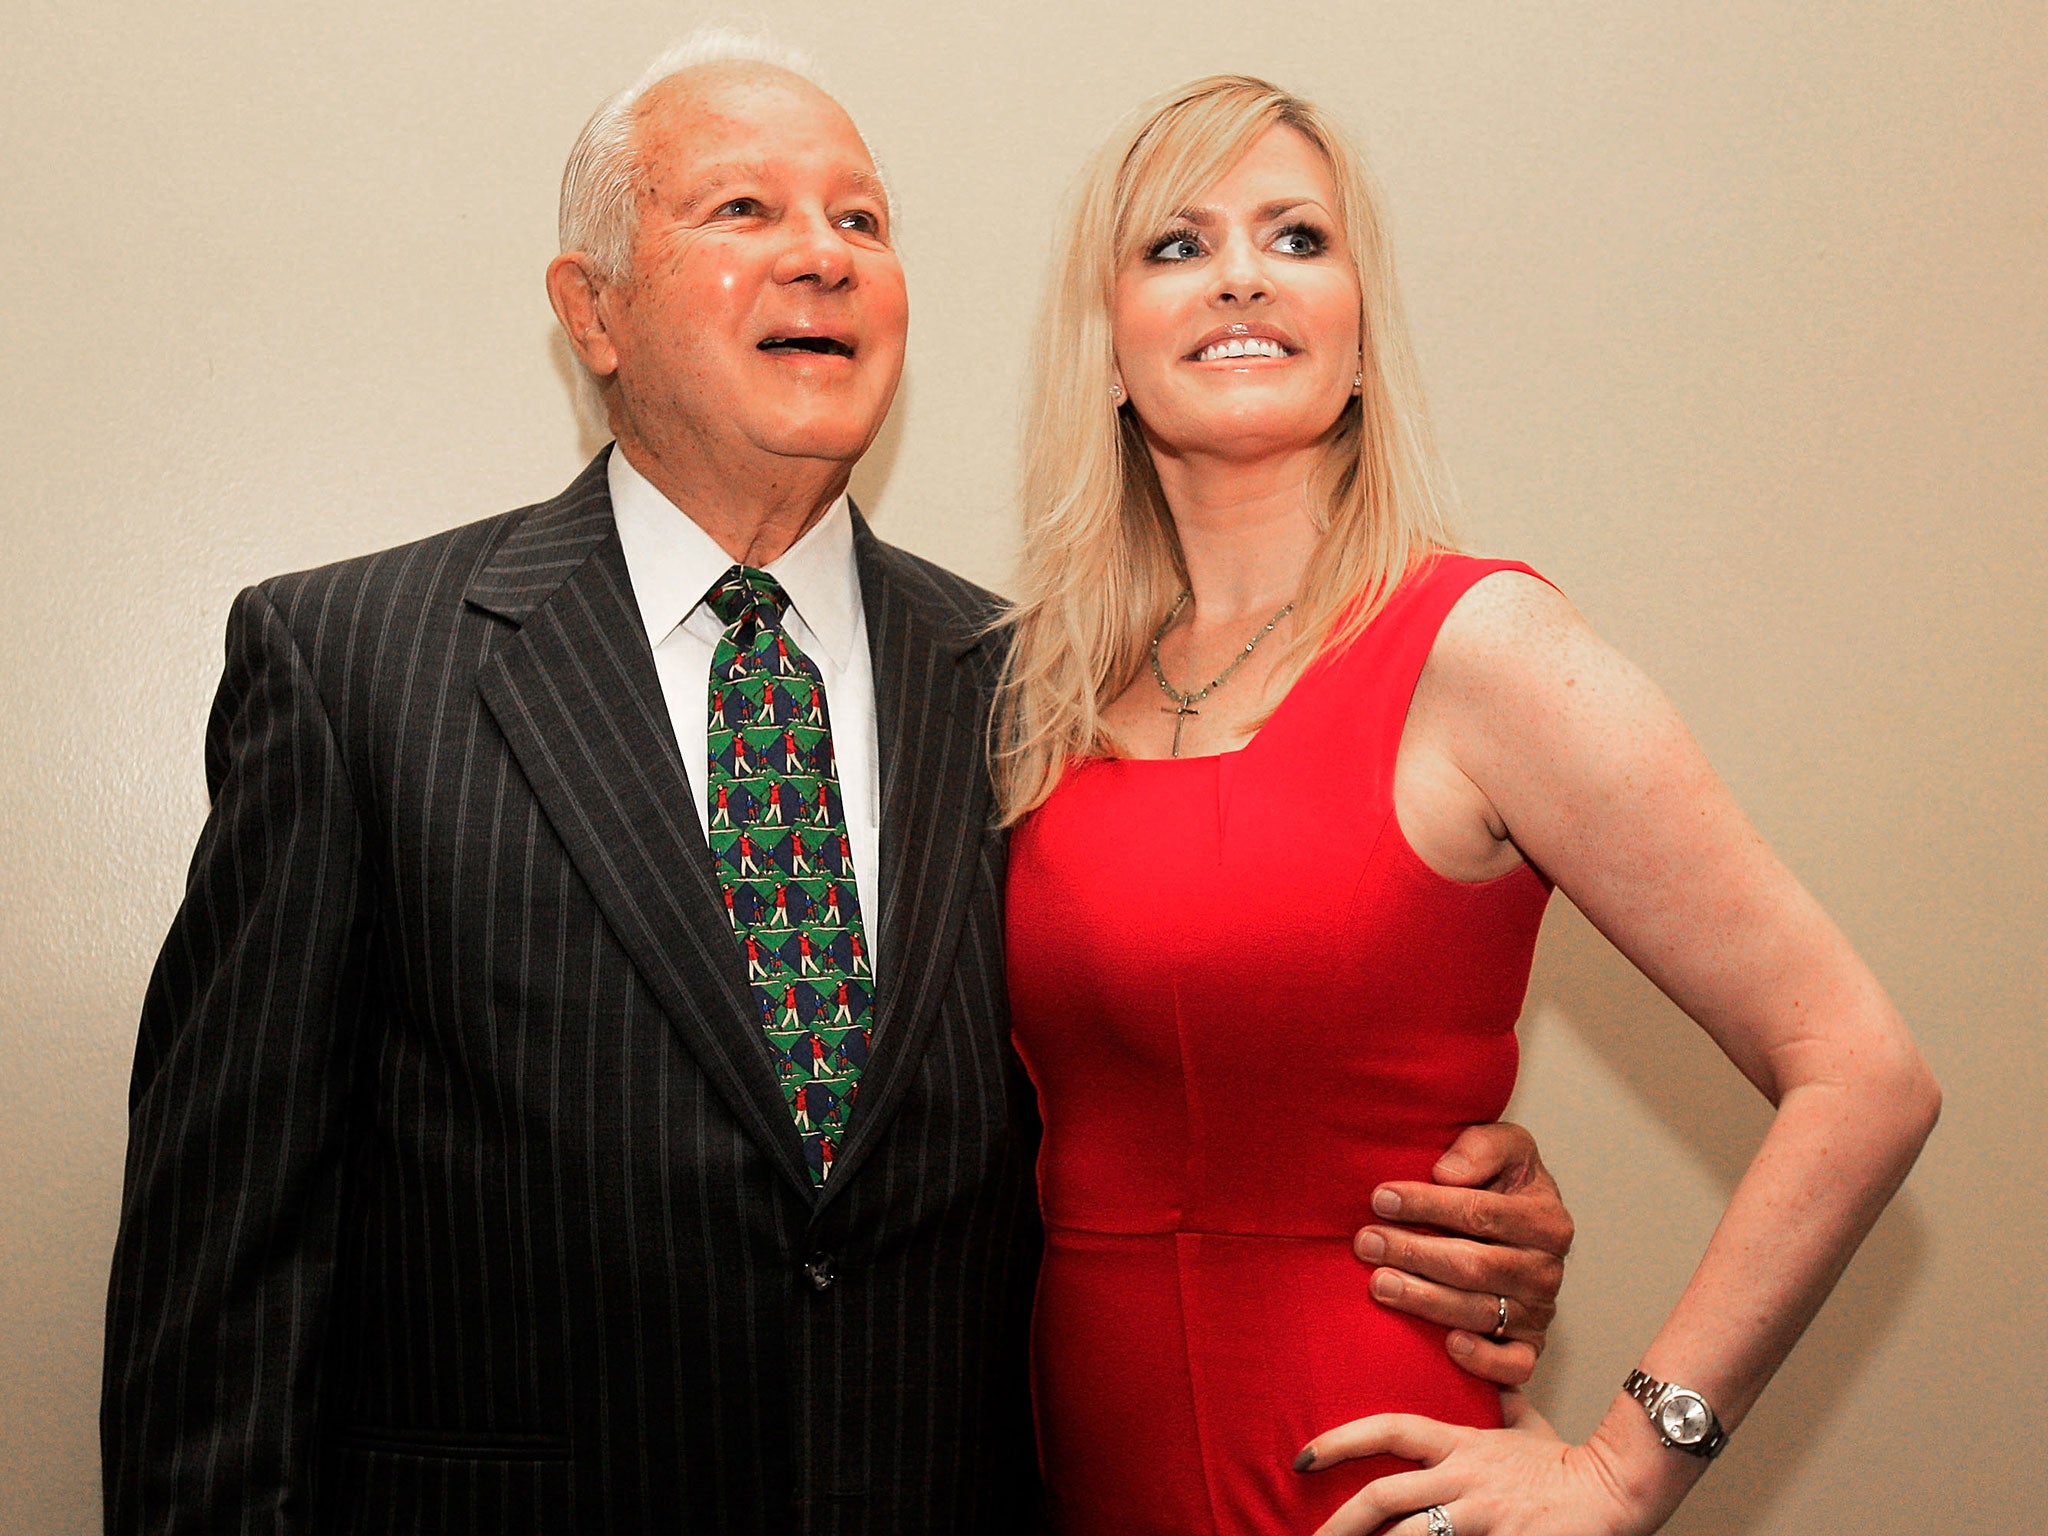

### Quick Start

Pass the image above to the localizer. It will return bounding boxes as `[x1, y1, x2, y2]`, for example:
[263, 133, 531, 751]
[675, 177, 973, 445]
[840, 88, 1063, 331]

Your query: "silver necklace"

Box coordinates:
[1148, 590, 1295, 758]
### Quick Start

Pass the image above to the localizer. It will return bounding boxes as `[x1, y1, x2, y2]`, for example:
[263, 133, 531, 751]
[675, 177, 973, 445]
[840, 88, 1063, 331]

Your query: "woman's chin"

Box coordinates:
[1148, 401, 1352, 466]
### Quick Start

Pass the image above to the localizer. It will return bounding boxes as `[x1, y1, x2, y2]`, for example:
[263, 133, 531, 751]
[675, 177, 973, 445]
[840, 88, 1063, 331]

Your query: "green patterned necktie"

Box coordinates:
[704, 565, 874, 1184]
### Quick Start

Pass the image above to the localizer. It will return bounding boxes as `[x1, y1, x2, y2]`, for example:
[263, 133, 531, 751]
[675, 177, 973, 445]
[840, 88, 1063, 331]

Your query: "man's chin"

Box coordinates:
[748, 415, 892, 470]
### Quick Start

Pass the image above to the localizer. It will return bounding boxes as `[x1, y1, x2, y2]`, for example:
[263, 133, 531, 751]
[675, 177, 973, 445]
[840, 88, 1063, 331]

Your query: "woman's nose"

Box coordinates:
[1209, 234, 1270, 305]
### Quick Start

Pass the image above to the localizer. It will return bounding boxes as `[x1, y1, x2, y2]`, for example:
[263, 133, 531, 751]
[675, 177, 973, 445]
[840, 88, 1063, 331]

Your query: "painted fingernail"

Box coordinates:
[1356, 1230, 1386, 1263]
[1372, 1187, 1401, 1218]
[1448, 1332, 1475, 1357]
[1292, 1445, 1317, 1473]
[1372, 1269, 1404, 1301]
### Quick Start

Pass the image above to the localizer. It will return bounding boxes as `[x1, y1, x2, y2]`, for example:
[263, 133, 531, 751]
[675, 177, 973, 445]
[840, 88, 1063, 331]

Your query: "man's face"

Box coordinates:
[596, 68, 908, 475]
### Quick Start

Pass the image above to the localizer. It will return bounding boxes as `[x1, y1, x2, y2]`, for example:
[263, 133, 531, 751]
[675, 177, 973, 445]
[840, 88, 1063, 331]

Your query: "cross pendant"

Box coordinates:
[1161, 701, 1198, 757]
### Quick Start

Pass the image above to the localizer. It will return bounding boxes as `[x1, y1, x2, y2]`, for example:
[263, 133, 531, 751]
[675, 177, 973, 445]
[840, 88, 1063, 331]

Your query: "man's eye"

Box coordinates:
[837, 209, 882, 236]
[1146, 230, 1204, 262]
[714, 198, 764, 218]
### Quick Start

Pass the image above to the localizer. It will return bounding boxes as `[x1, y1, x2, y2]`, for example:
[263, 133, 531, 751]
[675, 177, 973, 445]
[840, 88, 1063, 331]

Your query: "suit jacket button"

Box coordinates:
[804, 1253, 835, 1291]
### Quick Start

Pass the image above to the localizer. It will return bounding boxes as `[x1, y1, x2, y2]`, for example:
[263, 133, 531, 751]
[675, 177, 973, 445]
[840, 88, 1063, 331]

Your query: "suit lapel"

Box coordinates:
[817, 514, 1001, 1203]
[469, 453, 813, 1198]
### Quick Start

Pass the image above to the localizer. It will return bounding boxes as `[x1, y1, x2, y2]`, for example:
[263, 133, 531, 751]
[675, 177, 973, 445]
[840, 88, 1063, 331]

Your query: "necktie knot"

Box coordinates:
[706, 565, 790, 631]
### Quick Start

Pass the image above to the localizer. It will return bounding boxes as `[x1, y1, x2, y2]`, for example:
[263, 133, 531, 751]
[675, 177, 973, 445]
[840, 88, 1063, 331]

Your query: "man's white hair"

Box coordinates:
[559, 28, 826, 282]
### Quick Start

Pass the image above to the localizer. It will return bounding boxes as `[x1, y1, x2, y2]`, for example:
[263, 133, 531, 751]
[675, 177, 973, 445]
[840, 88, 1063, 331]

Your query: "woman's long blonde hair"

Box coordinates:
[992, 75, 1458, 824]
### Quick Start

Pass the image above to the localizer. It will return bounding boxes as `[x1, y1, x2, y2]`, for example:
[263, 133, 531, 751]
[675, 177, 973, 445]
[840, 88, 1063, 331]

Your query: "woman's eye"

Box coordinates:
[1273, 223, 1327, 257]
[1147, 231, 1204, 262]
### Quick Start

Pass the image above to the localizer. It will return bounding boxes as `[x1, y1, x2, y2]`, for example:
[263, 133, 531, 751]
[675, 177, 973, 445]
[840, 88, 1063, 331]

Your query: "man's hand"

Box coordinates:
[1352, 1122, 1573, 1387]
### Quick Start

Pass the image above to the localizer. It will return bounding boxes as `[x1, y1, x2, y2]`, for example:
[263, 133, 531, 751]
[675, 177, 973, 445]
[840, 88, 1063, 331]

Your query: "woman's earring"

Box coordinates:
[1352, 370, 1363, 394]
[1110, 381, 1126, 405]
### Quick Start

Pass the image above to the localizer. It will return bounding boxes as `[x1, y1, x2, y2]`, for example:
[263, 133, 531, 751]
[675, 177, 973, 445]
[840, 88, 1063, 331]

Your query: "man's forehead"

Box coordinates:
[639, 64, 852, 146]
[636, 77, 886, 212]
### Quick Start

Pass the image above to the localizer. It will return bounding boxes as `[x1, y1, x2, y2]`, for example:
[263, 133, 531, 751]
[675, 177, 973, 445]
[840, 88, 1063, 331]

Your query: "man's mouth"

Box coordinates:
[759, 336, 855, 357]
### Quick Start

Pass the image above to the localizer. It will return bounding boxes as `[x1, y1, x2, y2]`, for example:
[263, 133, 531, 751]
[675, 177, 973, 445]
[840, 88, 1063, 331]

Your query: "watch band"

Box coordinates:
[1623, 1368, 1729, 1460]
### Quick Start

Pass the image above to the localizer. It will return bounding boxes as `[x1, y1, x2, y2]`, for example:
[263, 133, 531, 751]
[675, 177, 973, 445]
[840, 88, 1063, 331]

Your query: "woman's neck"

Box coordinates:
[1152, 445, 1322, 622]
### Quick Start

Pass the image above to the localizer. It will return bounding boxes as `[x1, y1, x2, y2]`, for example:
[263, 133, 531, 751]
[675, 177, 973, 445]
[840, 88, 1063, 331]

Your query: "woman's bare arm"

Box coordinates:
[1304, 572, 1940, 1534]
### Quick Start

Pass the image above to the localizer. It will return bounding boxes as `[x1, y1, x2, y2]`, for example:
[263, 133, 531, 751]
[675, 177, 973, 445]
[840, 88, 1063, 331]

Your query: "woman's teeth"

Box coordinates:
[1194, 337, 1289, 362]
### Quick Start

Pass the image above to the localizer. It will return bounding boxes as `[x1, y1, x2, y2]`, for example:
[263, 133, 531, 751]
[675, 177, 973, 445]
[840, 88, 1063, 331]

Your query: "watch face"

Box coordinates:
[1658, 1392, 1711, 1445]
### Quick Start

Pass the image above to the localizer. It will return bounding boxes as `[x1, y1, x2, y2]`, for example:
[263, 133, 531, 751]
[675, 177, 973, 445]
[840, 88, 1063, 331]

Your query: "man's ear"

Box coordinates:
[547, 253, 621, 379]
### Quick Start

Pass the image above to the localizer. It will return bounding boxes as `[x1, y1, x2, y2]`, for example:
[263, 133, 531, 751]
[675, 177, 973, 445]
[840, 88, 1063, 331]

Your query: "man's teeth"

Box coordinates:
[1194, 337, 1288, 362]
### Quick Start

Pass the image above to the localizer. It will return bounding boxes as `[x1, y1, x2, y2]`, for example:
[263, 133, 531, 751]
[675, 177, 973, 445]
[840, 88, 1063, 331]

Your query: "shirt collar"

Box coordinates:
[608, 446, 863, 670]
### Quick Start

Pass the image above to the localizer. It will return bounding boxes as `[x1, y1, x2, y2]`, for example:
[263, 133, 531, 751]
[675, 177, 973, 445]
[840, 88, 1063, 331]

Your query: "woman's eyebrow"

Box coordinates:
[1169, 197, 1327, 226]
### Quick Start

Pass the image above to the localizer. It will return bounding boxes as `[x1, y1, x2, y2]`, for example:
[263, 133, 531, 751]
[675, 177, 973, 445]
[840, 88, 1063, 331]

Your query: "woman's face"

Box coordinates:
[1111, 125, 1362, 468]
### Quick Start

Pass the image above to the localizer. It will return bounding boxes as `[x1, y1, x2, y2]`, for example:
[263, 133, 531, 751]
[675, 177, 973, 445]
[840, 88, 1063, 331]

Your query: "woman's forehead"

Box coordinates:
[1122, 122, 1338, 236]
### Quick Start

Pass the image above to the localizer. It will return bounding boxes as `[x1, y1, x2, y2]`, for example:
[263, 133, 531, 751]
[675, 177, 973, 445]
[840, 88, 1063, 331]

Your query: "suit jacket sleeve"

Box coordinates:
[103, 582, 376, 1534]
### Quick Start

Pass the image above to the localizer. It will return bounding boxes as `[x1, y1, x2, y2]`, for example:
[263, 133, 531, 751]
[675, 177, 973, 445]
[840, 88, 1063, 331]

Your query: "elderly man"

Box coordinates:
[102, 35, 1572, 1535]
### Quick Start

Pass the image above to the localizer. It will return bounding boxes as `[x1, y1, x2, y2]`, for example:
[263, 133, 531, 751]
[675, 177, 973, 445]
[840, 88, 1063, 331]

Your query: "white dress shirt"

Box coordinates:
[608, 449, 883, 961]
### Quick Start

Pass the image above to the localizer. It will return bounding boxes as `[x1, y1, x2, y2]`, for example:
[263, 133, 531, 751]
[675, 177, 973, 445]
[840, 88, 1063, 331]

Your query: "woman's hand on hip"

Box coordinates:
[1299, 1393, 1649, 1536]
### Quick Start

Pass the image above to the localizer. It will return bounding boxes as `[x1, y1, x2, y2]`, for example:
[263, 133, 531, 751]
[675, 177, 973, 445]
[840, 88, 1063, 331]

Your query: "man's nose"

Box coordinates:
[772, 209, 855, 289]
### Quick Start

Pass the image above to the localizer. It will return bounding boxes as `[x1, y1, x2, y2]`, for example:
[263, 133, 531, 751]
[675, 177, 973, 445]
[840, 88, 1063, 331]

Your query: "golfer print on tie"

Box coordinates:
[705, 565, 874, 1184]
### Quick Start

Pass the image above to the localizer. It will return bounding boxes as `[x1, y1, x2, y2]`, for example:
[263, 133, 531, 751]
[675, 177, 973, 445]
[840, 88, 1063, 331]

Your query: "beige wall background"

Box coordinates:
[4, 2, 2041, 1530]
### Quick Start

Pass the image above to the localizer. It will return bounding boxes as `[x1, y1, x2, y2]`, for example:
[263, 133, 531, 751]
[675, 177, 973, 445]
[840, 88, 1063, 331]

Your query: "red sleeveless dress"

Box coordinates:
[1007, 556, 1554, 1534]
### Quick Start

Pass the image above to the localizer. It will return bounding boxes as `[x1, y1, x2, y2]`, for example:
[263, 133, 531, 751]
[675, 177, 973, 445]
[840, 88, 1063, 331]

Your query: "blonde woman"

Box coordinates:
[998, 77, 1938, 1536]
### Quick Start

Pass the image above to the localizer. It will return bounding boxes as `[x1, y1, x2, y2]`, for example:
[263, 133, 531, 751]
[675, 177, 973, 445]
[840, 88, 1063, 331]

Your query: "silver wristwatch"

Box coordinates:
[1623, 1368, 1729, 1459]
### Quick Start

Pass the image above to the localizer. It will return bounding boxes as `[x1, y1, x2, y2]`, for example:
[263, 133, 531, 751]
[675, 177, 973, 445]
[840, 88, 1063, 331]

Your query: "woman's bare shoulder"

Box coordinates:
[1427, 568, 1608, 698]
[1416, 565, 1684, 785]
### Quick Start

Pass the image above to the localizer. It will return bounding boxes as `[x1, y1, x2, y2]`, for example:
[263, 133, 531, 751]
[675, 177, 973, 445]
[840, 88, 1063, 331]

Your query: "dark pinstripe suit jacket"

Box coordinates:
[103, 453, 1045, 1535]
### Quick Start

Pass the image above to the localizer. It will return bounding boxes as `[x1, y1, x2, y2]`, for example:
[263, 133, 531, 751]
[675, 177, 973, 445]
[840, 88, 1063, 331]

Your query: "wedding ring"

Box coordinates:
[1426, 1506, 1456, 1536]
[1493, 1294, 1510, 1339]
